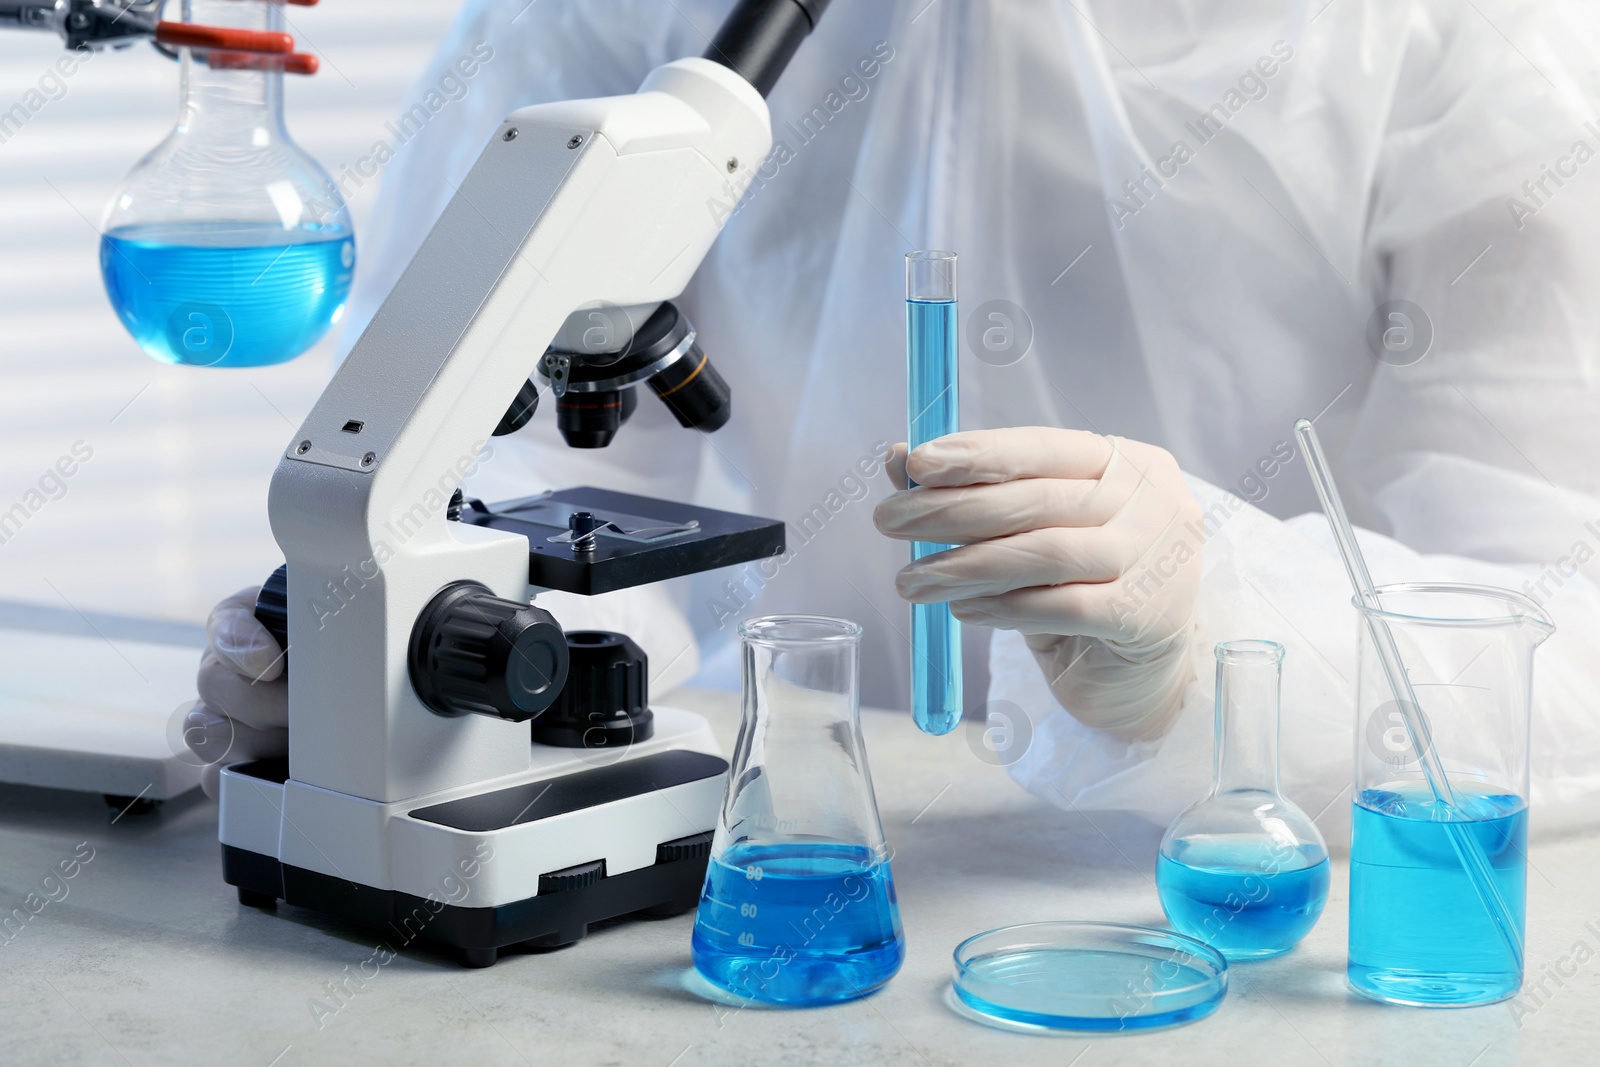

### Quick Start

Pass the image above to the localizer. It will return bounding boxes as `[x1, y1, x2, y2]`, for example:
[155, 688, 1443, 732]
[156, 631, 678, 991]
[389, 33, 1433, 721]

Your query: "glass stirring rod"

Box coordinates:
[905, 251, 962, 735]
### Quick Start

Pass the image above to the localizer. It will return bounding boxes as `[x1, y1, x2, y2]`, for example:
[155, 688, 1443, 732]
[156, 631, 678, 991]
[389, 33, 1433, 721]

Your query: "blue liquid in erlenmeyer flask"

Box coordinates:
[1157, 839, 1330, 960]
[1349, 786, 1526, 1005]
[100, 222, 354, 367]
[691, 841, 904, 1005]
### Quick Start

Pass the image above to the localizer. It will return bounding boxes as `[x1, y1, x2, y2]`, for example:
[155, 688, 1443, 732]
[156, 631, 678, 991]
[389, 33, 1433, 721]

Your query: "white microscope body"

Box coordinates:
[216, 56, 777, 966]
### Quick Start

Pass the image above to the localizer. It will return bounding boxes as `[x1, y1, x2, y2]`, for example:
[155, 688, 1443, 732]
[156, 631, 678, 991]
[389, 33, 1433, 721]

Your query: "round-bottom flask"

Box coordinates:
[691, 616, 905, 1005]
[1156, 640, 1329, 961]
[100, 0, 352, 367]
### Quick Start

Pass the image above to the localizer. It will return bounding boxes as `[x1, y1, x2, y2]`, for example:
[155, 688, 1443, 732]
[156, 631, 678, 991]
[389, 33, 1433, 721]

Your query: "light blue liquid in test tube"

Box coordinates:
[906, 251, 961, 735]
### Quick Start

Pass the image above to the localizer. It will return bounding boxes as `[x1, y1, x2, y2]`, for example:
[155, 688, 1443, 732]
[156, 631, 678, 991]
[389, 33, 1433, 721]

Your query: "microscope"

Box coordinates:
[214, 0, 831, 967]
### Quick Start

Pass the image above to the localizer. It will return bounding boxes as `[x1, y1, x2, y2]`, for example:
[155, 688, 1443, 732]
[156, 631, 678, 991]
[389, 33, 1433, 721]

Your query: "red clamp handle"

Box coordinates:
[206, 50, 320, 76]
[155, 22, 293, 54]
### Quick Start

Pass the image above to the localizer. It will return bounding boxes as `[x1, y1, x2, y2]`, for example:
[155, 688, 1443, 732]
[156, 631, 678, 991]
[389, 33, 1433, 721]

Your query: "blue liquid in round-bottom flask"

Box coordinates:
[1157, 837, 1330, 960]
[691, 841, 904, 1006]
[100, 222, 354, 367]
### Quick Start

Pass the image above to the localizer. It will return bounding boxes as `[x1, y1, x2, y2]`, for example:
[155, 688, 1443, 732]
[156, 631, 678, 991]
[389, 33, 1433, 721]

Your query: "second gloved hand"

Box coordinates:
[189, 586, 288, 799]
[874, 428, 1203, 741]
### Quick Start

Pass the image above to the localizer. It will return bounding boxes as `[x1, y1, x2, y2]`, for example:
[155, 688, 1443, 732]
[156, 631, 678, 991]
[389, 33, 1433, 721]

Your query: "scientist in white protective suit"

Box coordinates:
[190, 0, 1600, 835]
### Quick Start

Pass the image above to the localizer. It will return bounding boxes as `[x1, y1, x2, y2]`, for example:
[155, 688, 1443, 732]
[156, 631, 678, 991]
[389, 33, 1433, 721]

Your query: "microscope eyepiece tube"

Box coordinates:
[703, 0, 831, 97]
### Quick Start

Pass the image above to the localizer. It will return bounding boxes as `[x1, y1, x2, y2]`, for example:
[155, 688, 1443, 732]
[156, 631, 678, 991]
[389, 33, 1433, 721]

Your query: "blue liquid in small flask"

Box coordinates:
[905, 251, 961, 735]
[1156, 641, 1329, 960]
[99, 4, 353, 368]
[692, 616, 905, 1005]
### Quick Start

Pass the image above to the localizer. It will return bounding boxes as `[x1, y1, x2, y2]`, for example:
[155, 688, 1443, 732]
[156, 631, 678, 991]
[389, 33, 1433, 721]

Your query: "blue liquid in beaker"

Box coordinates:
[906, 297, 961, 735]
[100, 222, 354, 367]
[691, 841, 904, 1005]
[1349, 786, 1527, 1005]
[1156, 841, 1329, 960]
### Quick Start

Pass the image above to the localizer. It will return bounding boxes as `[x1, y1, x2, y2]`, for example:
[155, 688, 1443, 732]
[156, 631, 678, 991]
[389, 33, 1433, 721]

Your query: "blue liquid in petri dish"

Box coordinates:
[906, 297, 961, 735]
[100, 221, 354, 367]
[955, 948, 1225, 1031]
[1156, 840, 1330, 960]
[691, 841, 904, 1006]
[1348, 786, 1527, 1005]
[951, 922, 1230, 1033]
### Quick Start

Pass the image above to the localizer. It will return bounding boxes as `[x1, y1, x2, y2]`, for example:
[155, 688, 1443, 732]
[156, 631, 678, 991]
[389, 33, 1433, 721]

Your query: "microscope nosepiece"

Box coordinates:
[536, 301, 731, 448]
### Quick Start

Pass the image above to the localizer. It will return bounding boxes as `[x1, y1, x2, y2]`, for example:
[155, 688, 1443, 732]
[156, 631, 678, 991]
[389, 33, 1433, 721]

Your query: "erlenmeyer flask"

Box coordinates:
[1156, 640, 1329, 960]
[691, 615, 905, 1005]
[100, 0, 353, 367]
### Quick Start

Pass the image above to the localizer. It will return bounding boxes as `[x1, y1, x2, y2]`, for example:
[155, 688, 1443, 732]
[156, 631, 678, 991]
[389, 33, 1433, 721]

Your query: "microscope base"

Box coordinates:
[221, 834, 711, 967]
[216, 705, 727, 967]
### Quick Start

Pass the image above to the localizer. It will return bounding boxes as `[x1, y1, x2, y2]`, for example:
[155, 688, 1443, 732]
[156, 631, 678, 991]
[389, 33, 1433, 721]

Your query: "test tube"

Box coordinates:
[906, 251, 962, 735]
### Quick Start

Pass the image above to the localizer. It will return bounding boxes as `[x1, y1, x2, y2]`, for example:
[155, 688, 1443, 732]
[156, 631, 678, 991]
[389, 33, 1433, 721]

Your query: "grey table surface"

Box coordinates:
[0, 685, 1594, 1067]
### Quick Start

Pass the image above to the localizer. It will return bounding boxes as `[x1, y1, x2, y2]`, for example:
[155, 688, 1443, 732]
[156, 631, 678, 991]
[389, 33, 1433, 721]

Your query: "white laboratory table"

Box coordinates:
[0, 685, 1594, 1067]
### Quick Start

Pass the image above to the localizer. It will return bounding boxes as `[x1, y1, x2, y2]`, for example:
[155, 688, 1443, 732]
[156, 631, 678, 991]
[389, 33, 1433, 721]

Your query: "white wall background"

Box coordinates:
[0, 0, 464, 623]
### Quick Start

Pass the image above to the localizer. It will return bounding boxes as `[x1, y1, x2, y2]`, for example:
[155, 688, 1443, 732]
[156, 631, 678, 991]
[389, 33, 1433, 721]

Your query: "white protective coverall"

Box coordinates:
[323, 0, 1600, 835]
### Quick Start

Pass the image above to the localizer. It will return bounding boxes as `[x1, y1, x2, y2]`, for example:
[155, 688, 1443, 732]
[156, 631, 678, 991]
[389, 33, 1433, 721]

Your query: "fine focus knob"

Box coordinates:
[409, 582, 569, 722]
[532, 630, 654, 748]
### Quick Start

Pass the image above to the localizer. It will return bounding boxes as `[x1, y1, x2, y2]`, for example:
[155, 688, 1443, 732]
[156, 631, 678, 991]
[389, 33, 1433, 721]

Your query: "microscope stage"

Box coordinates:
[462, 486, 785, 595]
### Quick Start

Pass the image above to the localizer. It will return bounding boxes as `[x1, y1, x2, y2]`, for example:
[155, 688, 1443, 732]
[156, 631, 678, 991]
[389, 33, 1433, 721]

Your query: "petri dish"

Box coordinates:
[951, 921, 1228, 1033]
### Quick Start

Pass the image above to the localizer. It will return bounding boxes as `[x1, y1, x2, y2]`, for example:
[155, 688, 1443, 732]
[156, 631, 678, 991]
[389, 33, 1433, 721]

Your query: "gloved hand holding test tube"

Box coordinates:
[904, 251, 963, 735]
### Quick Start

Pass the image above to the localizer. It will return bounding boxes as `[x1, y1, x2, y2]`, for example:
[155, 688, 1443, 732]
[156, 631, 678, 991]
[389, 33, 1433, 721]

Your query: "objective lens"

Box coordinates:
[555, 387, 637, 449]
[651, 342, 731, 433]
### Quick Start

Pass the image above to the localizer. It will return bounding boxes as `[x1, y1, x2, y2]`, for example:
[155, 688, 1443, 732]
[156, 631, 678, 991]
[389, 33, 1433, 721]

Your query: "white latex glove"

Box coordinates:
[874, 428, 1203, 741]
[189, 587, 288, 799]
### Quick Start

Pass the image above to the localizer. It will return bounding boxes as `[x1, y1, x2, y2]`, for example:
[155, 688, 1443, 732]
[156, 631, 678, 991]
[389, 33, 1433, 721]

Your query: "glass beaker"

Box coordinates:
[691, 615, 905, 1005]
[100, 0, 353, 367]
[1156, 640, 1330, 960]
[1349, 583, 1554, 1007]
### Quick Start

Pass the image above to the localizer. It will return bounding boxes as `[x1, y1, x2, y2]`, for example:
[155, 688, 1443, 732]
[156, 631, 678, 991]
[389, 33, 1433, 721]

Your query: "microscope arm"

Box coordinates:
[267, 58, 774, 803]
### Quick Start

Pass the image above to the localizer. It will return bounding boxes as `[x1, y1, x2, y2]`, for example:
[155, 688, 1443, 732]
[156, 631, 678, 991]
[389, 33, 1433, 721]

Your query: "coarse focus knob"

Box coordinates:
[409, 582, 569, 722]
[532, 630, 654, 748]
[255, 564, 290, 667]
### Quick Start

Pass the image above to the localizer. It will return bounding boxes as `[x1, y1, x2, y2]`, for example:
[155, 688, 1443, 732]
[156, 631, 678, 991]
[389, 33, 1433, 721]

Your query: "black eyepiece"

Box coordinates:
[704, 0, 832, 97]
